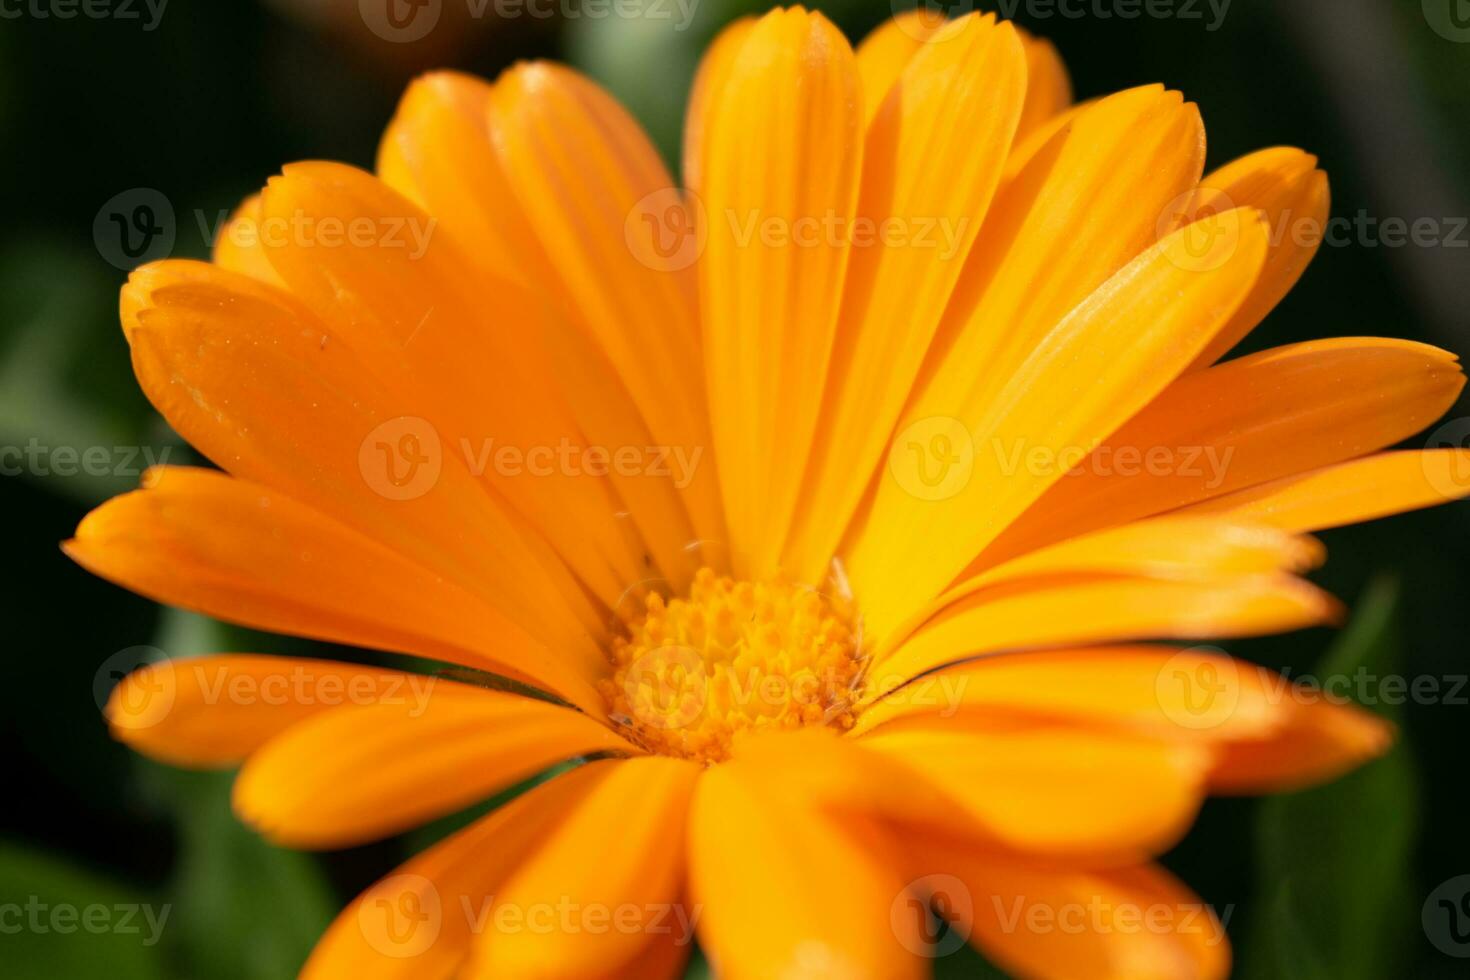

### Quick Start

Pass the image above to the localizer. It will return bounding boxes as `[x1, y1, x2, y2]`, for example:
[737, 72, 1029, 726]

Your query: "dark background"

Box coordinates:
[3, 0, 1469, 976]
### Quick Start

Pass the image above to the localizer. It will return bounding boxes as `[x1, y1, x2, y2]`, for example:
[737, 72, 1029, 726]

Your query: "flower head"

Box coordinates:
[71, 6, 1469, 979]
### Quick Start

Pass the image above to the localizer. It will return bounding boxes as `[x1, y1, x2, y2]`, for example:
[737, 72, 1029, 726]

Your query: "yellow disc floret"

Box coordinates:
[601, 567, 865, 764]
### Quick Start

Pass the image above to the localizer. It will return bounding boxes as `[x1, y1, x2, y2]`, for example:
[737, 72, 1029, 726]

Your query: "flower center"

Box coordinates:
[600, 567, 865, 764]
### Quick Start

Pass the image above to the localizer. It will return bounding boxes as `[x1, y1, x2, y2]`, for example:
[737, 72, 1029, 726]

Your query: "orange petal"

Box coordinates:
[65, 467, 603, 713]
[1210, 697, 1393, 794]
[464, 757, 700, 979]
[695, 7, 864, 577]
[256, 161, 653, 607]
[233, 685, 638, 849]
[908, 848, 1231, 980]
[486, 62, 724, 552]
[683, 16, 756, 191]
[104, 655, 444, 768]
[301, 761, 617, 979]
[979, 337, 1466, 567]
[209, 193, 284, 287]
[1177, 449, 1470, 531]
[853, 645, 1292, 744]
[121, 259, 603, 662]
[852, 8, 953, 126]
[1016, 28, 1073, 138]
[849, 207, 1269, 641]
[1184, 147, 1330, 369]
[786, 13, 1027, 581]
[862, 726, 1208, 865]
[688, 760, 925, 980]
[875, 573, 1335, 689]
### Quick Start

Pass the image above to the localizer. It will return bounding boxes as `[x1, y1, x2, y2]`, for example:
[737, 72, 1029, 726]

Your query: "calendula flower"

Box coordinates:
[71, 6, 1469, 978]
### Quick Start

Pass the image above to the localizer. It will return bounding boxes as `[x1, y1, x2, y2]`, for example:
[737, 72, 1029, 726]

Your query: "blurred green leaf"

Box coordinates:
[0, 842, 167, 980]
[1243, 576, 1419, 980]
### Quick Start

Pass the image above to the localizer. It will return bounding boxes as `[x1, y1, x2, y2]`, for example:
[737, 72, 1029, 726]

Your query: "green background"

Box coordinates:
[3, 0, 1470, 976]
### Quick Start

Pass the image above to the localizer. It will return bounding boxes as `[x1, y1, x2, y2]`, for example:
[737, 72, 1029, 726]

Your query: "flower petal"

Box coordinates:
[875, 573, 1335, 690]
[849, 207, 1269, 640]
[301, 761, 616, 979]
[464, 757, 700, 979]
[104, 655, 444, 768]
[852, 9, 952, 126]
[787, 13, 1027, 580]
[862, 726, 1208, 865]
[65, 467, 603, 712]
[233, 685, 638, 849]
[1016, 28, 1072, 138]
[486, 62, 724, 551]
[693, 6, 864, 577]
[1177, 449, 1470, 531]
[121, 259, 604, 661]
[1185, 147, 1330, 369]
[979, 337, 1465, 567]
[852, 645, 1290, 743]
[256, 161, 657, 607]
[909, 850, 1231, 980]
[688, 760, 925, 980]
[1209, 697, 1392, 794]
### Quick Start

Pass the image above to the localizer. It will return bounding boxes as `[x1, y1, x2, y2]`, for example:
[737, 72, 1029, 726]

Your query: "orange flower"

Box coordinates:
[70, 7, 1468, 979]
